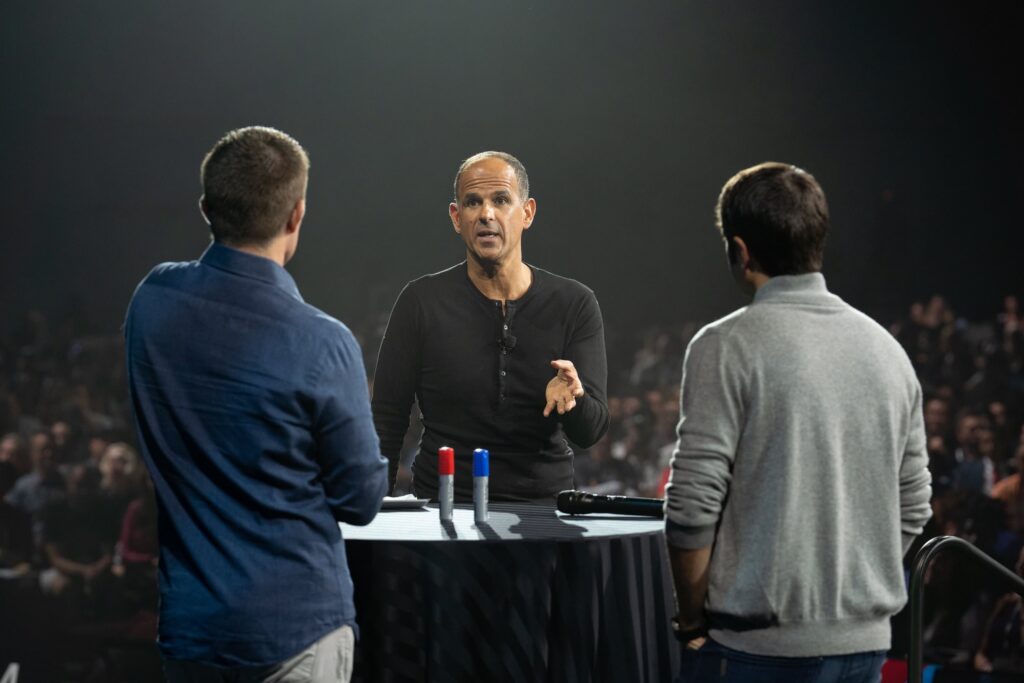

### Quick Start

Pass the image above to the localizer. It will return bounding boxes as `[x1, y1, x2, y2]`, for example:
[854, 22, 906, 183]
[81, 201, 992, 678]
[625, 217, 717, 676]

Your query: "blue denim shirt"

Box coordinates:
[125, 241, 387, 667]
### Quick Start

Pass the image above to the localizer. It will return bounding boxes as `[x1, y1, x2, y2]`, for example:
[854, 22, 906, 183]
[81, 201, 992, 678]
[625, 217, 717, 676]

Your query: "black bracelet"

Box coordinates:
[671, 616, 708, 643]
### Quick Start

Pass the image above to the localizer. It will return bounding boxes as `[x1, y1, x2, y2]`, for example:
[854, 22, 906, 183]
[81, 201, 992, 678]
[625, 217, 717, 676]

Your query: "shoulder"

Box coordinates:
[691, 307, 748, 346]
[294, 306, 367, 381]
[129, 259, 198, 296]
[390, 262, 464, 304]
[127, 260, 202, 316]
[530, 265, 596, 300]
[839, 301, 918, 374]
[294, 304, 360, 350]
[406, 262, 465, 292]
[528, 267, 600, 322]
[680, 308, 754, 373]
[387, 263, 471, 318]
[139, 259, 201, 286]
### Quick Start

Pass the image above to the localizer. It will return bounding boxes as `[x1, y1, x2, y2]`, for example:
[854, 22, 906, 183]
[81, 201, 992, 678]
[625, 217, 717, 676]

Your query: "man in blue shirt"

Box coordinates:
[125, 126, 387, 682]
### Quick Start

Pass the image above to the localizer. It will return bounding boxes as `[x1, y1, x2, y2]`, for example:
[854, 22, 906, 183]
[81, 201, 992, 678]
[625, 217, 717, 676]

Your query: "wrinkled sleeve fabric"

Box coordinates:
[664, 328, 744, 550]
[371, 284, 421, 491]
[899, 383, 933, 554]
[314, 326, 388, 526]
[559, 290, 609, 448]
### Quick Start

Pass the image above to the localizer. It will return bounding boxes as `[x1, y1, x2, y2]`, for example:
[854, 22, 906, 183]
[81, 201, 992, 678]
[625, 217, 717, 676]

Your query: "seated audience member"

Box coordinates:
[50, 420, 84, 466]
[953, 412, 998, 494]
[974, 546, 1024, 674]
[0, 433, 28, 475]
[0, 461, 33, 575]
[924, 396, 952, 442]
[987, 400, 1013, 460]
[111, 481, 159, 613]
[98, 441, 143, 527]
[990, 437, 1024, 563]
[953, 408, 989, 464]
[85, 430, 111, 469]
[40, 464, 116, 611]
[4, 429, 65, 546]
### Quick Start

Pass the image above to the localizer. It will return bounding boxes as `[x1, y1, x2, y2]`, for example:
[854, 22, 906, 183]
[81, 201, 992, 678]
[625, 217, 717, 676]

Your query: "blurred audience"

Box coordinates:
[0, 293, 1022, 679]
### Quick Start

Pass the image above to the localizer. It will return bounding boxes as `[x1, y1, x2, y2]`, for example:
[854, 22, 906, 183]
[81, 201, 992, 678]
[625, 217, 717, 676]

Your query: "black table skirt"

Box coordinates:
[344, 505, 680, 682]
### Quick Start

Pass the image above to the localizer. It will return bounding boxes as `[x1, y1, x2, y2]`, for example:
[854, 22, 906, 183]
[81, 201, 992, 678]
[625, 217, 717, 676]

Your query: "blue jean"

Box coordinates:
[677, 638, 885, 683]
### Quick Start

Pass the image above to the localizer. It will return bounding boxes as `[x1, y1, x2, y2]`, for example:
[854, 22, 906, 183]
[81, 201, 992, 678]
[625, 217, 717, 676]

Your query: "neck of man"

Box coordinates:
[748, 271, 771, 291]
[466, 252, 532, 305]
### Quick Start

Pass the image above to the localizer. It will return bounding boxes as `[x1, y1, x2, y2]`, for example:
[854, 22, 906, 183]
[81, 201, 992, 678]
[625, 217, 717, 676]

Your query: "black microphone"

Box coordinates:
[556, 490, 664, 518]
[498, 334, 517, 352]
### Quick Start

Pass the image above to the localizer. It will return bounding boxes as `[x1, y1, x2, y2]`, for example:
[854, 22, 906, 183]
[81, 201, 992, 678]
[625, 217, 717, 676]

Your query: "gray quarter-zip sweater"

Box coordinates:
[664, 273, 932, 656]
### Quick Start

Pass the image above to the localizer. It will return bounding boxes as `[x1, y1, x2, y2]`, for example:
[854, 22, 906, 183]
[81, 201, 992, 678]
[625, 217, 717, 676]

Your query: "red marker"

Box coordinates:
[439, 446, 454, 521]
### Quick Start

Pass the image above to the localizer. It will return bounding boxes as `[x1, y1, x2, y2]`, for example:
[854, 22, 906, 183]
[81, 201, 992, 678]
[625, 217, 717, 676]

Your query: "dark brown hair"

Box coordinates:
[200, 126, 309, 246]
[716, 162, 829, 276]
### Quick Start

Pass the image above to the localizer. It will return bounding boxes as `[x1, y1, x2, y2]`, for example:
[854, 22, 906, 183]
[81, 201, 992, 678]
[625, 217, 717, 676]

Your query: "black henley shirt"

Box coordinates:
[372, 261, 609, 502]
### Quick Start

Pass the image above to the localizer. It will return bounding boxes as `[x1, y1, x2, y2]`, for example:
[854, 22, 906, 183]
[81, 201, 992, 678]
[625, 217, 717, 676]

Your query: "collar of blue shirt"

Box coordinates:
[199, 241, 303, 302]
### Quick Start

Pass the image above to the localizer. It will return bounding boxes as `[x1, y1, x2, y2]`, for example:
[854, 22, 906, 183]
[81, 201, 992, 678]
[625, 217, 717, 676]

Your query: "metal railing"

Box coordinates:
[908, 535, 1024, 683]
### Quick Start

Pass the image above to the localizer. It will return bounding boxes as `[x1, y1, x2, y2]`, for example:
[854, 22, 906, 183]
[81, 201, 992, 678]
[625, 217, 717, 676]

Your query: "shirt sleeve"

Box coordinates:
[371, 283, 421, 491]
[899, 382, 933, 554]
[664, 328, 743, 550]
[559, 289, 609, 448]
[314, 327, 388, 526]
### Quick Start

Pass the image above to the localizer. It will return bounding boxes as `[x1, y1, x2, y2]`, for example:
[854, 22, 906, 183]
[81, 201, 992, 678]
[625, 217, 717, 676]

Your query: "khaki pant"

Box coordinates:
[163, 625, 354, 683]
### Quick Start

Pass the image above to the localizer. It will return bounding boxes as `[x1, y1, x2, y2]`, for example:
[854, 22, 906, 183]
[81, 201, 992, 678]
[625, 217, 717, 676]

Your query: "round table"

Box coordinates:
[341, 502, 680, 682]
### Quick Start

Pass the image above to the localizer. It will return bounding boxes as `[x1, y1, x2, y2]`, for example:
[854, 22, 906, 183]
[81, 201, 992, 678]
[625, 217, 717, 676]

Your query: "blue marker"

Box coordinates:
[473, 448, 489, 523]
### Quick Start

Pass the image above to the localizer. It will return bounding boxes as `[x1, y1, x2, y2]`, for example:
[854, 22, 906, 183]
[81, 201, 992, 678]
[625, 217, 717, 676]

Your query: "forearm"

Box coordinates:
[119, 544, 156, 564]
[322, 403, 388, 524]
[91, 553, 112, 574]
[560, 290, 608, 446]
[667, 543, 712, 629]
[371, 401, 411, 490]
[327, 459, 387, 525]
[46, 545, 98, 577]
[900, 396, 933, 553]
[372, 284, 422, 492]
[560, 393, 608, 447]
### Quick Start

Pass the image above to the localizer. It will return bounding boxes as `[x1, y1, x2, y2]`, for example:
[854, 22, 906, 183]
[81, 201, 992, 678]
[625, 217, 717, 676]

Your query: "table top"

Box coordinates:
[340, 502, 665, 543]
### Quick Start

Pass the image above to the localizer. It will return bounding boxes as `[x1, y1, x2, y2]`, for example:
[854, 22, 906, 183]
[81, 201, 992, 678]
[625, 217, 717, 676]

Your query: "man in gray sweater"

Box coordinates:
[665, 163, 932, 682]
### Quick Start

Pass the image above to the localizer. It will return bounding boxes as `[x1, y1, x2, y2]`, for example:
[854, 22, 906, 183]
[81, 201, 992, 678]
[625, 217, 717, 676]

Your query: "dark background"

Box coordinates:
[2, 1, 1021, 334]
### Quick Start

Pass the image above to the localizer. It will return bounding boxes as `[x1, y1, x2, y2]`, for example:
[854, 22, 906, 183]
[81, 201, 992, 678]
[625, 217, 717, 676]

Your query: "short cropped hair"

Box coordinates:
[453, 151, 529, 202]
[715, 162, 829, 276]
[200, 126, 309, 246]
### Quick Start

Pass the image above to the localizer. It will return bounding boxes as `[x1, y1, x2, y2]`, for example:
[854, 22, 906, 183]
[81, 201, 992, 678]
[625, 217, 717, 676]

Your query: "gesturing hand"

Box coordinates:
[544, 359, 585, 417]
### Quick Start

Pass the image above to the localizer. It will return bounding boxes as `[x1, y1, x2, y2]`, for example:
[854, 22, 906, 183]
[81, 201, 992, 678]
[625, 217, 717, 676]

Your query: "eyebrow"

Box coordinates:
[462, 189, 513, 202]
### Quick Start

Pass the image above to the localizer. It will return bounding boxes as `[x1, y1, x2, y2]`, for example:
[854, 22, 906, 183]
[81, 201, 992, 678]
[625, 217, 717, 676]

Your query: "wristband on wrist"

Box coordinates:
[671, 616, 708, 643]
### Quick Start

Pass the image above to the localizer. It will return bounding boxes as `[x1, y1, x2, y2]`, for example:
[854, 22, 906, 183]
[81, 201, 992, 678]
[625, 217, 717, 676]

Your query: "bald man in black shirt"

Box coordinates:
[372, 152, 609, 503]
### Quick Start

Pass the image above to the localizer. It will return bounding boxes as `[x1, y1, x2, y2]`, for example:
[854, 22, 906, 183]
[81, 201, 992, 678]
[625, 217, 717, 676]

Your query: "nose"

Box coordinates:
[480, 202, 495, 222]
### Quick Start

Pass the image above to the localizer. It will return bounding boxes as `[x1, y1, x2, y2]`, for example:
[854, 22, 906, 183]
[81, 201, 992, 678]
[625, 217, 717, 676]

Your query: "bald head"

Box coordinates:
[453, 151, 529, 202]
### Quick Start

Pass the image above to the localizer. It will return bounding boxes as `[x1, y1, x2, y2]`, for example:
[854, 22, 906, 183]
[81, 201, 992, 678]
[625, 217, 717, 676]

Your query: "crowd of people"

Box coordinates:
[0, 313, 158, 679]
[1, 292, 1022, 679]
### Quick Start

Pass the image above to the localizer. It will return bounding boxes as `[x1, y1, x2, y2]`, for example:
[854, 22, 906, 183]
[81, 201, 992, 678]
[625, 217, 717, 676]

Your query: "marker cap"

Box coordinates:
[473, 448, 490, 477]
[439, 447, 454, 476]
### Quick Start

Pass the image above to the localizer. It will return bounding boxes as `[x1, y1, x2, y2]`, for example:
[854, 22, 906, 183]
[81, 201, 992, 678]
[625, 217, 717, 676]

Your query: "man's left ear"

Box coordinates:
[523, 197, 537, 229]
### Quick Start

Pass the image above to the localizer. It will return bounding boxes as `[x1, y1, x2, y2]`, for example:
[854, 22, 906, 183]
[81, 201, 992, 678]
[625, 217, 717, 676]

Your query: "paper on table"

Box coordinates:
[381, 494, 430, 510]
